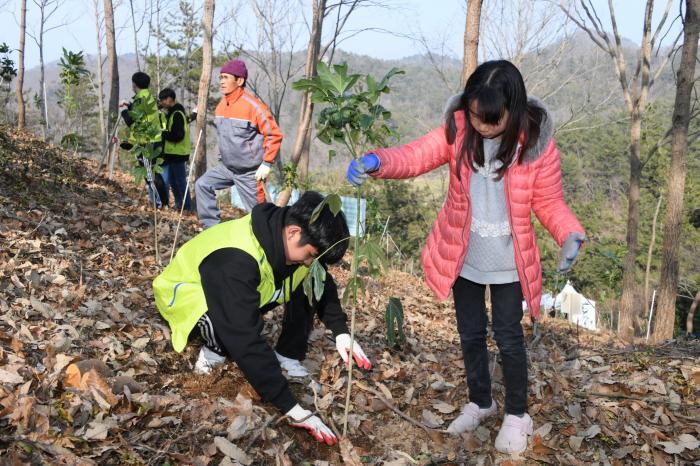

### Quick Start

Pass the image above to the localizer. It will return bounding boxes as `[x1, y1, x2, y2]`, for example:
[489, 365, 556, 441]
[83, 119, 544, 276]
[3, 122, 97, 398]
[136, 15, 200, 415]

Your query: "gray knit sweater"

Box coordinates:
[459, 137, 520, 285]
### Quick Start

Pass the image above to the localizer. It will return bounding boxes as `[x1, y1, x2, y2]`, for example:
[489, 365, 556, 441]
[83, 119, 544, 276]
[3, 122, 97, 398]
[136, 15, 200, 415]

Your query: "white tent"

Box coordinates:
[555, 281, 597, 330]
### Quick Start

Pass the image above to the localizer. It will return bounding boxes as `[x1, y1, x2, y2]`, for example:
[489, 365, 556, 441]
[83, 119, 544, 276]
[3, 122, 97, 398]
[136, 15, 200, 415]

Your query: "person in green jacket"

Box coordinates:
[117, 71, 167, 207]
[152, 191, 372, 446]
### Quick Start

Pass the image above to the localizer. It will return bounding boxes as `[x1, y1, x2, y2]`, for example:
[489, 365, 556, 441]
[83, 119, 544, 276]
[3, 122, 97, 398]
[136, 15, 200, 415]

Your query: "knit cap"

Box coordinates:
[220, 59, 248, 79]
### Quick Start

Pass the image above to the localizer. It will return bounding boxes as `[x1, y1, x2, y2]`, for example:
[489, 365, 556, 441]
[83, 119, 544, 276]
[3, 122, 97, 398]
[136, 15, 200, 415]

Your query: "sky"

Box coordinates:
[0, 0, 684, 70]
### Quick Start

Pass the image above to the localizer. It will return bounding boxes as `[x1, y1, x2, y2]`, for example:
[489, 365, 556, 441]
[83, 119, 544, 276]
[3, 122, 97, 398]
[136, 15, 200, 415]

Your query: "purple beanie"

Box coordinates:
[220, 59, 248, 79]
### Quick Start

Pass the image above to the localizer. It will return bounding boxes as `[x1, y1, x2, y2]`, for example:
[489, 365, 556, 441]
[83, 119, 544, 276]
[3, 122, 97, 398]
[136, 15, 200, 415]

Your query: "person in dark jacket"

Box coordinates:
[152, 192, 372, 445]
[158, 88, 192, 211]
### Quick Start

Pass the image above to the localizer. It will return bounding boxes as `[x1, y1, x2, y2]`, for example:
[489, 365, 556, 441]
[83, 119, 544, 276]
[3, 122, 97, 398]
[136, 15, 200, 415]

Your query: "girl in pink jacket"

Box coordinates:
[347, 60, 585, 454]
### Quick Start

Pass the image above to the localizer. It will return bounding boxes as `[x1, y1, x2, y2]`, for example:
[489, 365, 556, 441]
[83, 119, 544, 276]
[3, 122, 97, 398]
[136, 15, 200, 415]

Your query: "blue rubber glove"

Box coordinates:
[558, 232, 585, 273]
[347, 153, 380, 187]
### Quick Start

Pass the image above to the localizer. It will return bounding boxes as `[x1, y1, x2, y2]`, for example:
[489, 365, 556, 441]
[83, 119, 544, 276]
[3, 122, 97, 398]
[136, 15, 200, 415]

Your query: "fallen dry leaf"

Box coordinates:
[214, 436, 251, 465]
[339, 438, 363, 466]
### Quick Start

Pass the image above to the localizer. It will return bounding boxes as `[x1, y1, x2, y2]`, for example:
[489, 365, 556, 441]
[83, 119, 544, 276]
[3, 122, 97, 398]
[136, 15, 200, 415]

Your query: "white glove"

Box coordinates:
[286, 404, 337, 445]
[255, 163, 271, 181]
[335, 333, 372, 370]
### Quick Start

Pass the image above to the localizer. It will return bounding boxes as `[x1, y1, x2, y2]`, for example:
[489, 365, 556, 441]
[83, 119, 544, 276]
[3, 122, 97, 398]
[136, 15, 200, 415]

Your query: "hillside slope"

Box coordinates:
[0, 127, 698, 465]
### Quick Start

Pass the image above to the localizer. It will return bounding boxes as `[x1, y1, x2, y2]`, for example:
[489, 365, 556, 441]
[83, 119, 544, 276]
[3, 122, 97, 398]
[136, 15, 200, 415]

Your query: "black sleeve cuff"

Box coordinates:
[270, 387, 298, 413]
[325, 315, 349, 337]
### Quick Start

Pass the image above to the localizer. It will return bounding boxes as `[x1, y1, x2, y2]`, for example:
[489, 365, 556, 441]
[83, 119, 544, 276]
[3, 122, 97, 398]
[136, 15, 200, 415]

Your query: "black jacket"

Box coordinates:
[199, 203, 348, 412]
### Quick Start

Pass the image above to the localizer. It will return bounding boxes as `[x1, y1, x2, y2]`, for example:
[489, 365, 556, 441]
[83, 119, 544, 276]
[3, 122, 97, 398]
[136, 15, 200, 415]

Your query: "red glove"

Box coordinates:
[286, 404, 337, 445]
[335, 334, 371, 370]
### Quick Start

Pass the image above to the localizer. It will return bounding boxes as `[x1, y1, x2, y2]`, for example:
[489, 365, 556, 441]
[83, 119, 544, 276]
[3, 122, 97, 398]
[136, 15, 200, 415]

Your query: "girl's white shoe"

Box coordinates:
[495, 413, 533, 454]
[446, 400, 497, 434]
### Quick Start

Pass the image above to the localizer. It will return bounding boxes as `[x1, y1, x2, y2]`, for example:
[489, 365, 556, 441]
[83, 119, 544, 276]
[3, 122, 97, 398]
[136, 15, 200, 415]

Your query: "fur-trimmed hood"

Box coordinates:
[443, 93, 554, 164]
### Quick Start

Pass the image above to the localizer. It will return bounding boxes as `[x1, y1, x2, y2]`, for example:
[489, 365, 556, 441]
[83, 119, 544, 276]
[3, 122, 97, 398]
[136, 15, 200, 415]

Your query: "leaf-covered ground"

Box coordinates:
[1, 126, 699, 465]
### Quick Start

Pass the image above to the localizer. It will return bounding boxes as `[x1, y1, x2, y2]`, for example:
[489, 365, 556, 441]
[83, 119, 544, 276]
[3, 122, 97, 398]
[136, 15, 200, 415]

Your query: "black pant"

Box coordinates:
[453, 277, 528, 415]
[274, 286, 316, 360]
[198, 285, 315, 361]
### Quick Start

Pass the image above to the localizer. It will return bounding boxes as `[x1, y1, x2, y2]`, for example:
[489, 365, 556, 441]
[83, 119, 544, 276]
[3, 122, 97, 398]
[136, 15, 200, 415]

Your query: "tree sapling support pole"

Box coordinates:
[169, 128, 203, 262]
[646, 289, 657, 342]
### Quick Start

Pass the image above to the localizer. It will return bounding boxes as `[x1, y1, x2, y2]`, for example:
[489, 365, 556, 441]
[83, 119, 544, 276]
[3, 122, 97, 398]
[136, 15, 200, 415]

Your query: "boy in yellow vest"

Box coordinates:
[158, 88, 192, 211]
[153, 191, 371, 445]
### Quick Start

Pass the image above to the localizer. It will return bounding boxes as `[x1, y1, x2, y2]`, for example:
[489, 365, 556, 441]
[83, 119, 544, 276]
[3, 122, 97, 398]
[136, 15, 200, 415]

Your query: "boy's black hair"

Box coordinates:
[286, 191, 349, 265]
[158, 88, 176, 100]
[132, 71, 151, 89]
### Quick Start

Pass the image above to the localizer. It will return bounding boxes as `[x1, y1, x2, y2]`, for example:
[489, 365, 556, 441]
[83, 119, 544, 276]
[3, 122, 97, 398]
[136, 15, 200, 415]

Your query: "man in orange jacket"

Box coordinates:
[195, 59, 283, 228]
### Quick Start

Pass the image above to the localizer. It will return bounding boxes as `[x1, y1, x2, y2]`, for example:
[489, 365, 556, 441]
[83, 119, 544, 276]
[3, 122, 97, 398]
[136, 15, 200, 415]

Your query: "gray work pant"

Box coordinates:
[195, 164, 261, 229]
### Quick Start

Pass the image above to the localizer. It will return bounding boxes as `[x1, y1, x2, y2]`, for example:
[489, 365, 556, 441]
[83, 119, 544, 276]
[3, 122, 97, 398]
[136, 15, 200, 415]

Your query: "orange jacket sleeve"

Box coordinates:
[251, 101, 283, 164]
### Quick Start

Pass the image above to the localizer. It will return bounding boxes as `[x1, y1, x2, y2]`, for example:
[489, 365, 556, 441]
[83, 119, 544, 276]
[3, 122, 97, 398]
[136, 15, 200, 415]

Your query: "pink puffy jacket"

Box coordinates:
[372, 97, 584, 320]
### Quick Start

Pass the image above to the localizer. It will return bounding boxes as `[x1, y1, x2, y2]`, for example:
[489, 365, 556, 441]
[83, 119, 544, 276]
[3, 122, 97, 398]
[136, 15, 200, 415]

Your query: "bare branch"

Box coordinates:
[651, 0, 675, 52]
[650, 29, 683, 87]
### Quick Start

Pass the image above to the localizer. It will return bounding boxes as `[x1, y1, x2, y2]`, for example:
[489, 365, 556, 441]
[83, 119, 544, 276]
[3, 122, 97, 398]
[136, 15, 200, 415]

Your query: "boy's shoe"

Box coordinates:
[495, 413, 533, 454]
[275, 351, 309, 377]
[446, 400, 497, 434]
[194, 346, 227, 374]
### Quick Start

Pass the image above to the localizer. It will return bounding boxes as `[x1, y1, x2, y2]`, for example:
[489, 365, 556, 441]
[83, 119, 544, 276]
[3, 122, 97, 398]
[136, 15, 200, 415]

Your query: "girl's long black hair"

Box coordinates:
[446, 60, 545, 180]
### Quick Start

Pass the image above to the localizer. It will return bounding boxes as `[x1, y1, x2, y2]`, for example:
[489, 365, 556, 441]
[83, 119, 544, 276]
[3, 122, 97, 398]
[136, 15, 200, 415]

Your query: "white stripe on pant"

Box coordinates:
[196, 313, 225, 355]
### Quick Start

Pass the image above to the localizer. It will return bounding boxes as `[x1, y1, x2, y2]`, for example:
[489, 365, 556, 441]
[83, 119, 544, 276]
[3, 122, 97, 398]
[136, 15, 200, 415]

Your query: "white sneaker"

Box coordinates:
[495, 413, 533, 454]
[194, 346, 226, 374]
[275, 351, 309, 377]
[446, 400, 497, 434]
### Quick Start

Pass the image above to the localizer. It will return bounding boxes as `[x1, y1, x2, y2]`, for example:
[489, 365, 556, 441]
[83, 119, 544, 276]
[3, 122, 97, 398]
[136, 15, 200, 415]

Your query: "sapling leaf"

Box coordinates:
[366, 74, 378, 95]
[303, 272, 314, 306]
[378, 68, 405, 92]
[309, 199, 327, 224]
[326, 193, 342, 216]
[385, 297, 406, 347]
[342, 276, 365, 306]
[310, 261, 327, 302]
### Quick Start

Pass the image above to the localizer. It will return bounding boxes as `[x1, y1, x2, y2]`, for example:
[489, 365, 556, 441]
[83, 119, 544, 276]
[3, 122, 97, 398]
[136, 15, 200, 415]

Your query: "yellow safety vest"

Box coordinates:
[153, 215, 309, 352]
[163, 108, 191, 156]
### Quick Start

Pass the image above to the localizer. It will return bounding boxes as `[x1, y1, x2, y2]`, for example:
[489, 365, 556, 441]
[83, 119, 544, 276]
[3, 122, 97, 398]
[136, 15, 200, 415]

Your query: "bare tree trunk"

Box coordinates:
[194, 0, 214, 181]
[560, 0, 677, 341]
[687, 289, 700, 335]
[103, 0, 119, 165]
[462, 0, 482, 85]
[38, 2, 46, 136]
[277, 0, 326, 206]
[652, 0, 700, 343]
[618, 117, 644, 338]
[182, 36, 192, 108]
[129, 0, 141, 70]
[16, 0, 27, 130]
[28, 1, 65, 138]
[156, 0, 161, 91]
[644, 195, 663, 312]
[93, 0, 106, 154]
